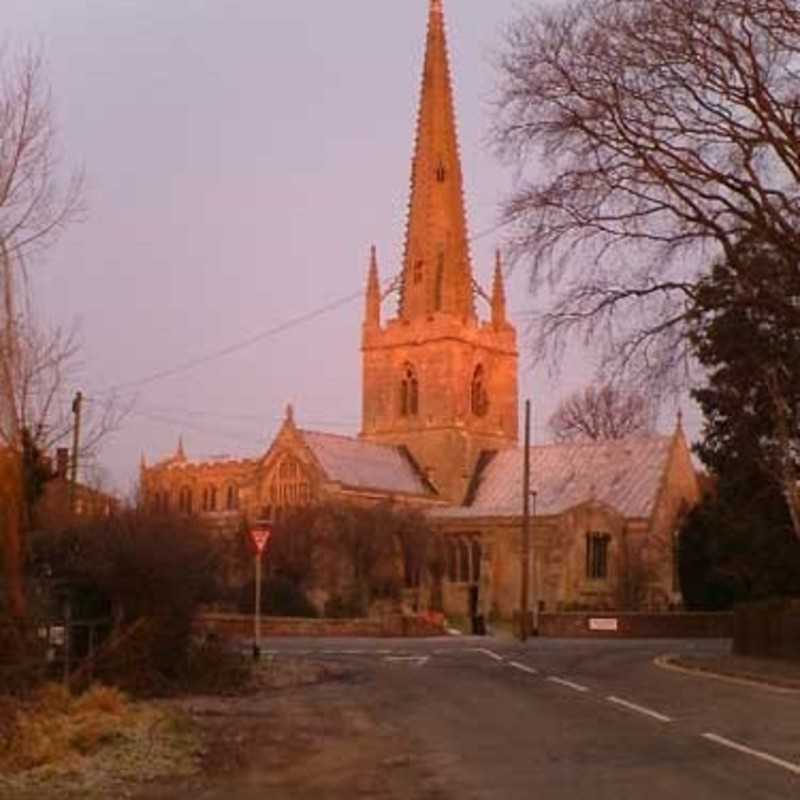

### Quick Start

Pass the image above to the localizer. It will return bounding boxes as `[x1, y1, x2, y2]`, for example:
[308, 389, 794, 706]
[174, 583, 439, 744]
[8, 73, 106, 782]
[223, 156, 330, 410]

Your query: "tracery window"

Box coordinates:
[471, 365, 489, 417]
[266, 455, 311, 517]
[445, 535, 481, 584]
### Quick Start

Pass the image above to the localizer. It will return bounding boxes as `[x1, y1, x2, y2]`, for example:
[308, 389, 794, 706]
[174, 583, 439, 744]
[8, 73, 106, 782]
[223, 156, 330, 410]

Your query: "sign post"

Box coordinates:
[249, 521, 272, 661]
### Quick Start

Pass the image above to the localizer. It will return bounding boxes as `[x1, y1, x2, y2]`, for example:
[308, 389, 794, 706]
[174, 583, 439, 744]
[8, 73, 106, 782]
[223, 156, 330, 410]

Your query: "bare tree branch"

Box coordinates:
[548, 383, 655, 442]
[494, 0, 800, 388]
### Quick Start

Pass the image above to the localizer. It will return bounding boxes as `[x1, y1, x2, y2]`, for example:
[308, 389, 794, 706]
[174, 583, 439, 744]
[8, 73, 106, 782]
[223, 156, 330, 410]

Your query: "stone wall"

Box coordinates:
[195, 612, 446, 639]
[536, 611, 733, 638]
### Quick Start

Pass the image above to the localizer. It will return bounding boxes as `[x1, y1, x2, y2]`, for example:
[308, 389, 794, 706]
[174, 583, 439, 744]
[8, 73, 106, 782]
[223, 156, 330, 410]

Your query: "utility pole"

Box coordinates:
[70, 390, 82, 511]
[531, 489, 539, 636]
[519, 399, 531, 641]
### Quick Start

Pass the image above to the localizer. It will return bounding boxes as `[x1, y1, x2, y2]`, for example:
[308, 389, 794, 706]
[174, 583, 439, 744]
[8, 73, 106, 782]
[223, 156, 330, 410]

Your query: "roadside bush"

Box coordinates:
[30, 510, 245, 695]
[238, 575, 318, 618]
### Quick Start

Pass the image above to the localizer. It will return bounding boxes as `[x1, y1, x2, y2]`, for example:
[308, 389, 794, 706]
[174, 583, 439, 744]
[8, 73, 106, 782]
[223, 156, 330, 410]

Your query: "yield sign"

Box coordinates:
[250, 523, 272, 553]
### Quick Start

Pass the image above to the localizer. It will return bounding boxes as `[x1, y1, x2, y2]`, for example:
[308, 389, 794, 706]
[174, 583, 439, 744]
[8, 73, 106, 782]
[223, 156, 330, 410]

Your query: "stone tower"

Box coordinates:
[361, 0, 519, 503]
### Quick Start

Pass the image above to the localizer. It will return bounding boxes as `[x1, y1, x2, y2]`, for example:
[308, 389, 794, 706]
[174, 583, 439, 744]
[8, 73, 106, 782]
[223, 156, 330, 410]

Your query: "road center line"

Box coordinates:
[547, 676, 590, 693]
[607, 696, 672, 723]
[702, 733, 800, 776]
[471, 648, 505, 662]
[509, 661, 538, 675]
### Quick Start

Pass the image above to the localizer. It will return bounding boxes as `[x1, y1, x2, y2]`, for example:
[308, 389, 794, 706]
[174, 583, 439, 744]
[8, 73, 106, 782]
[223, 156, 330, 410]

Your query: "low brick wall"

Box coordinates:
[195, 612, 445, 639]
[537, 612, 733, 639]
[733, 600, 800, 660]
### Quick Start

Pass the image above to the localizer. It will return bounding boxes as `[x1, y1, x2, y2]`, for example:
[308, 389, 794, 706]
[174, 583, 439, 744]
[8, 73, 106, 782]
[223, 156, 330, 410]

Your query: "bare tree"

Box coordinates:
[548, 384, 653, 442]
[0, 48, 83, 622]
[494, 0, 800, 388]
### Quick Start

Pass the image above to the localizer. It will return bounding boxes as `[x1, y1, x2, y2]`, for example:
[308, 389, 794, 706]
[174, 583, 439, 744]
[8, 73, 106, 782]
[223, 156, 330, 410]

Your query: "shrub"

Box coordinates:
[238, 576, 318, 618]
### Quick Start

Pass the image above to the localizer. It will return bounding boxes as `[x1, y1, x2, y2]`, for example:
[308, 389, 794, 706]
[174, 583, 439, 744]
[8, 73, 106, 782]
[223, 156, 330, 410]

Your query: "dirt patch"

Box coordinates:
[133, 658, 451, 800]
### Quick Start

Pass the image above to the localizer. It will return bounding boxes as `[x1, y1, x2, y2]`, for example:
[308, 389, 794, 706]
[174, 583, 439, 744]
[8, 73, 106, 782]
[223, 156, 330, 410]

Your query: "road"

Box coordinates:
[257, 636, 799, 799]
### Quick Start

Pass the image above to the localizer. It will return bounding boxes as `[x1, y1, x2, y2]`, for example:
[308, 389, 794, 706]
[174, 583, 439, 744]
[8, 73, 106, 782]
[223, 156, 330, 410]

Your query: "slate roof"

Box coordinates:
[300, 430, 434, 497]
[435, 435, 674, 520]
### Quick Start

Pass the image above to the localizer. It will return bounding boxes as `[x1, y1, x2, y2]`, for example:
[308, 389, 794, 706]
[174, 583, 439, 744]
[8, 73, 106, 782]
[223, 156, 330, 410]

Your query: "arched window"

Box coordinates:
[471, 539, 482, 582]
[435, 159, 446, 183]
[401, 364, 419, 417]
[162, 491, 170, 513]
[178, 486, 193, 514]
[226, 484, 238, 511]
[413, 259, 423, 284]
[471, 365, 489, 417]
[447, 539, 458, 583]
[458, 540, 471, 583]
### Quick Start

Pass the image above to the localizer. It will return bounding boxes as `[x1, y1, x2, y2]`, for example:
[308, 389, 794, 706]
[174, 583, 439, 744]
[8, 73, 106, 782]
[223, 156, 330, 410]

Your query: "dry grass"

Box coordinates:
[0, 683, 202, 798]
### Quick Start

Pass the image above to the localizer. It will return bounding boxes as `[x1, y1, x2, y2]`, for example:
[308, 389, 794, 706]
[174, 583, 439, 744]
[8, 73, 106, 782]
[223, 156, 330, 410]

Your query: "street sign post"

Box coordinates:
[250, 521, 272, 661]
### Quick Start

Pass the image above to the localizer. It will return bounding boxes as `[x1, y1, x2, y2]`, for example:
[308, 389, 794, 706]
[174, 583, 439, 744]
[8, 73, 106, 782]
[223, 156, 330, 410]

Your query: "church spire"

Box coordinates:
[491, 250, 507, 327]
[364, 245, 381, 331]
[399, 0, 475, 322]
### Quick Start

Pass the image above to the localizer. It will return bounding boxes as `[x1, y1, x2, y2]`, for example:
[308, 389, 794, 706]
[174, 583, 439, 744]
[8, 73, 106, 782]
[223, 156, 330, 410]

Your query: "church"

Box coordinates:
[141, 0, 700, 618]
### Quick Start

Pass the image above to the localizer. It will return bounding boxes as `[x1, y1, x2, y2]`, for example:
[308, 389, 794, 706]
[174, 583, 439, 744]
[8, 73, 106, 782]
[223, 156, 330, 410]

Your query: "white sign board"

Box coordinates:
[588, 617, 619, 632]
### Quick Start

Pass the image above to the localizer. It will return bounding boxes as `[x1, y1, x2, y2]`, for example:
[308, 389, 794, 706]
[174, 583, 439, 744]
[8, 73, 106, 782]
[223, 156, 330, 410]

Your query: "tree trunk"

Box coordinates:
[1, 451, 26, 621]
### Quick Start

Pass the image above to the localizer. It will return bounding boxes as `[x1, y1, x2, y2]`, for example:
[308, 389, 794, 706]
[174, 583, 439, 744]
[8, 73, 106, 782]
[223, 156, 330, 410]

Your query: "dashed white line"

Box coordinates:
[702, 733, 800, 776]
[547, 676, 590, 693]
[509, 661, 539, 675]
[471, 648, 505, 662]
[607, 696, 672, 723]
[384, 655, 430, 666]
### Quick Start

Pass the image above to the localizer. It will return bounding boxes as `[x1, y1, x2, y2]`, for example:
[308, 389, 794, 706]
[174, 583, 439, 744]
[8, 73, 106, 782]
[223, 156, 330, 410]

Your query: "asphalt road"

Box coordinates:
[258, 636, 800, 799]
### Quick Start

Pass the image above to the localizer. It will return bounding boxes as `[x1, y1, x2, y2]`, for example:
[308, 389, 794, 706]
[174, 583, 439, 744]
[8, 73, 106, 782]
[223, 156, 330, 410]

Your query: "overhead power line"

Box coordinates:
[95, 289, 363, 395]
[92, 224, 505, 398]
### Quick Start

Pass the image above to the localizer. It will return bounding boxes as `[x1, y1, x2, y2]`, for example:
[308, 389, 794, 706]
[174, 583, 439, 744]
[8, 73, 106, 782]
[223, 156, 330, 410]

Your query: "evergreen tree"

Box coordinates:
[680, 237, 800, 607]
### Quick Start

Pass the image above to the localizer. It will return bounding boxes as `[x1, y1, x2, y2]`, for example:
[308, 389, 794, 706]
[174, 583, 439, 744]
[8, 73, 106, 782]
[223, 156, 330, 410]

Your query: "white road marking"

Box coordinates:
[547, 676, 590, 693]
[509, 661, 539, 675]
[607, 696, 672, 723]
[471, 648, 505, 662]
[384, 655, 429, 666]
[702, 733, 800, 776]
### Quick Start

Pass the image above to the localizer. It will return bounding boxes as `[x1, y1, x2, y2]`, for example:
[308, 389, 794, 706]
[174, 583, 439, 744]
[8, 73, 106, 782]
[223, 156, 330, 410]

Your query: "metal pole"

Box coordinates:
[253, 550, 262, 661]
[519, 399, 531, 641]
[531, 490, 539, 636]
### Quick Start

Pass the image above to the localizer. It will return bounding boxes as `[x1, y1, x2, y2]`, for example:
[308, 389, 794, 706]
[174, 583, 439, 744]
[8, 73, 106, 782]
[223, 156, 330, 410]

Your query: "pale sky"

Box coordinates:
[5, 0, 698, 494]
